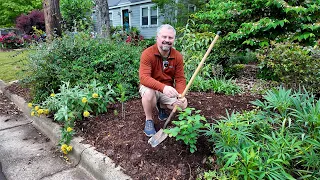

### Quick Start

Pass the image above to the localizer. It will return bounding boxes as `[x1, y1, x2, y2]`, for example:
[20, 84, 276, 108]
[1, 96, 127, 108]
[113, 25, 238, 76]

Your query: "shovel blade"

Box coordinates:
[148, 129, 168, 147]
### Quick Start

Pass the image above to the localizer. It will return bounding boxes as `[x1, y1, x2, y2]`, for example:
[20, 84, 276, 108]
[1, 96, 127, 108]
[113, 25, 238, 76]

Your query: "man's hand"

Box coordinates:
[172, 94, 187, 109]
[163, 85, 179, 98]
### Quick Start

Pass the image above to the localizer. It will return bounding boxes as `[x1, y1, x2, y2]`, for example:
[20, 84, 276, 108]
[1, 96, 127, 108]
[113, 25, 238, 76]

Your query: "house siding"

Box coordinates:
[94, 0, 167, 39]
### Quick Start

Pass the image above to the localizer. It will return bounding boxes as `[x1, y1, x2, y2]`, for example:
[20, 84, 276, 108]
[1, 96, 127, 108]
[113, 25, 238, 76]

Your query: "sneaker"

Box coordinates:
[156, 102, 168, 121]
[144, 120, 156, 137]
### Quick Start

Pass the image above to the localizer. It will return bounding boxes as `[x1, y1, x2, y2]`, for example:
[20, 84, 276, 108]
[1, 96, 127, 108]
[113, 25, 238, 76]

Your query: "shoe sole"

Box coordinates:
[144, 131, 155, 137]
[158, 116, 167, 121]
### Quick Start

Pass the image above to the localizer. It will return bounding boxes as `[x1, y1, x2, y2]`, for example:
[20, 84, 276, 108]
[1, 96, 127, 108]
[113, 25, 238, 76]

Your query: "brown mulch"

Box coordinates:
[3, 81, 261, 179]
[0, 92, 22, 116]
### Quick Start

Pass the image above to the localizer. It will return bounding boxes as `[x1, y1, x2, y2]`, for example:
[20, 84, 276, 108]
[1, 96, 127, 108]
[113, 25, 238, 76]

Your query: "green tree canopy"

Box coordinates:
[0, 0, 42, 27]
[60, 0, 94, 32]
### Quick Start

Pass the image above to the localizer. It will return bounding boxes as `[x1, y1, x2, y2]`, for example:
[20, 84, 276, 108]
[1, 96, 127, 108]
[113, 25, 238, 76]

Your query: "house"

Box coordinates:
[93, 0, 196, 39]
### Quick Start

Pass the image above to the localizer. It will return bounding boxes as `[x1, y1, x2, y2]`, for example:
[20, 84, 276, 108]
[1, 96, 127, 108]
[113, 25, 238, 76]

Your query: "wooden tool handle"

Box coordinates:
[162, 32, 221, 129]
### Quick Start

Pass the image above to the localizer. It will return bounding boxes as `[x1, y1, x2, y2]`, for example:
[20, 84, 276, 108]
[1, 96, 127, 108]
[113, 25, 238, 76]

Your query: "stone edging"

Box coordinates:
[0, 80, 131, 180]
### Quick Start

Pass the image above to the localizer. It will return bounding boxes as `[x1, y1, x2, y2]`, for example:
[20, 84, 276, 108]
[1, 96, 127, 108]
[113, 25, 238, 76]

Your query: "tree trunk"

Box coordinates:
[95, 0, 110, 39]
[43, 0, 62, 40]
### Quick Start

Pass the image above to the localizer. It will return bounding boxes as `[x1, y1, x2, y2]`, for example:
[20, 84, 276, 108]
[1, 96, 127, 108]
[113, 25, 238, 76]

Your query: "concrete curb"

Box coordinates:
[0, 80, 131, 180]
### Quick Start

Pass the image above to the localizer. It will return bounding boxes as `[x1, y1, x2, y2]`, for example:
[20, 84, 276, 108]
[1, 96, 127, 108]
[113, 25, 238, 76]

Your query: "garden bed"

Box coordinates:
[4, 82, 261, 179]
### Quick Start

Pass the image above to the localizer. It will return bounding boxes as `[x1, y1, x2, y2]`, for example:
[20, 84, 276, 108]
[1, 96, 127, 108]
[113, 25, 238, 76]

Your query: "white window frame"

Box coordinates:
[109, 11, 113, 26]
[140, 5, 158, 27]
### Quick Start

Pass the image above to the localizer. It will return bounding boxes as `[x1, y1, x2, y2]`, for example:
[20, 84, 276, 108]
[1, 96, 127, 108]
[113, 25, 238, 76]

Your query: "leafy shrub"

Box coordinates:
[0, 33, 24, 49]
[24, 32, 143, 102]
[164, 107, 208, 153]
[202, 86, 320, 179]
[257, 42, 320, 93]
[191, 0, 320, 51]
[29, 80, 115, 154]
[15, 10, 45, 35]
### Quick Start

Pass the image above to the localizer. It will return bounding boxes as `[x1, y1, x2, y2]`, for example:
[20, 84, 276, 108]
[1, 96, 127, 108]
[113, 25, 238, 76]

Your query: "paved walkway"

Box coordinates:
[0, 109, 96, 180]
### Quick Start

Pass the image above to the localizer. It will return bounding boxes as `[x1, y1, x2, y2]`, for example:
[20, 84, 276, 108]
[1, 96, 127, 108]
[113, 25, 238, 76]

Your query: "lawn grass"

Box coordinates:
[0, 50, 29, 83]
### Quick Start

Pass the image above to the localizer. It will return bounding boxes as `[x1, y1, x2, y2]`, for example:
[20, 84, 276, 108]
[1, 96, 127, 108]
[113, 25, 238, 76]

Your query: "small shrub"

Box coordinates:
[164, 107, 208, 153]
[257, 42, 320, 93]
[29, 80, 115, 154]
[0, 33, 24, 49]
[15, 10, 45, 35]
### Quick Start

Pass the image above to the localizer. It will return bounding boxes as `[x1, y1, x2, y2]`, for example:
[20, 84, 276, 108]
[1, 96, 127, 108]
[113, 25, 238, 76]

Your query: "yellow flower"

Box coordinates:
[67, 127, 73, 132]
[66, 145, 73, 152]
[34, 106, 39, 111]
[82, 97, 88, 103]
[61, 144, 68, 151]
[37, 109, 44, 115]
[28, 103, 33, 108]
[83, 111, 90, 117]
[44, 109, 49, 115]
[92, 93, 99, 98]
[50, 93, 55, 97]
[31, 111, 35, 116]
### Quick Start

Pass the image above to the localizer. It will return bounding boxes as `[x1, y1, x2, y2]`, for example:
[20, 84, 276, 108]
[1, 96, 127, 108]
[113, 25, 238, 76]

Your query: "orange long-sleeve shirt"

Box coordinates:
[139, 44, 186, 94]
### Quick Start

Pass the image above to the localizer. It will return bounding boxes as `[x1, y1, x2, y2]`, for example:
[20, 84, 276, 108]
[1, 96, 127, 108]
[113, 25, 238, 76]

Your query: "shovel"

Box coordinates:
[148, 31, 221, 147]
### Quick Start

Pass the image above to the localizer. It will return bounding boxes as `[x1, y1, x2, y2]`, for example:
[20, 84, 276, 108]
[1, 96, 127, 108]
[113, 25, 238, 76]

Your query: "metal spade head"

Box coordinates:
[147, 129, 168, 147]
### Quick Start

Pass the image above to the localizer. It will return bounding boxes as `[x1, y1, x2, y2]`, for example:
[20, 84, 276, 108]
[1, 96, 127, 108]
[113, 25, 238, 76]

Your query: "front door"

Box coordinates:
[122, 9, 130, 32]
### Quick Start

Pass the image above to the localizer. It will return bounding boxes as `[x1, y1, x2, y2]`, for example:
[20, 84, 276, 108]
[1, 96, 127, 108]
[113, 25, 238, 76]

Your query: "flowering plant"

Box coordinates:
[0, 33, 24, 49]
[28, 80, 116, 154]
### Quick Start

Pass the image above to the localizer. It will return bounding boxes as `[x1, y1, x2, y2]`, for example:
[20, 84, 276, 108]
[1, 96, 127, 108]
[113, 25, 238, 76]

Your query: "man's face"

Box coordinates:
[156, 28, 175, 52]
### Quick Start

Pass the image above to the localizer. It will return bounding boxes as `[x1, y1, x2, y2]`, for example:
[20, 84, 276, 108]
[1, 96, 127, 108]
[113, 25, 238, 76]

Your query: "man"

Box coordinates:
[139, 24, 187, 137]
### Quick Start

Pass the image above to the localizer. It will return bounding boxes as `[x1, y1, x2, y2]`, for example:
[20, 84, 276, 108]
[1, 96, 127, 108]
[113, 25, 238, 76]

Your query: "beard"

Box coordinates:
[161, 45, 171, 51]
[161, 41, 172, 51]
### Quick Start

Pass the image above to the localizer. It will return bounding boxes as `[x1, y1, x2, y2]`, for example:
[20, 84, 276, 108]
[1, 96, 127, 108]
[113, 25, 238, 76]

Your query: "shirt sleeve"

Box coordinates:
[139, 51, 166, 92]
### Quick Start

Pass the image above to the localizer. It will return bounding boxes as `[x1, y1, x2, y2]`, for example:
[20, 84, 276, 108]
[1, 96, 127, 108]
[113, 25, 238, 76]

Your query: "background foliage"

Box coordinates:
[24, 32, 144, 102]
[0, 0, 42, 27]
[60, 0, 94, 32]
[15, 10, 45, 35]
[257, 41, 320, 93]
[191, 0, 320, 51]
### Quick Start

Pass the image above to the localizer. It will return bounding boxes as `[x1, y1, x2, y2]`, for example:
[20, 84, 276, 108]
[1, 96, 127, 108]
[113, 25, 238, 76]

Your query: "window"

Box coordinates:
[140, 5, 158, 26]
[142, 7, 148, 26]
[109, 12, 113, 26]
[150, 7, 157, 25]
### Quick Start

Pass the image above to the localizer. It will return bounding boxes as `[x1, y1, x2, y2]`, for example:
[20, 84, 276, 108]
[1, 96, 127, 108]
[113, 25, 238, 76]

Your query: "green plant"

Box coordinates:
[251, 86, 294, 117]
[210, 76, 242, 95]
[24, 32, 143, 102]
[37, 80, 115, 153]
[60, 0, 94, 32]
[257, 42, 320, 93]
[191, 0, 320, 50]
[164, 107, 208, 153]
[116, 84, 128, 120]
[203, 86, 320, 179]
[0, 0, 42, 27]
